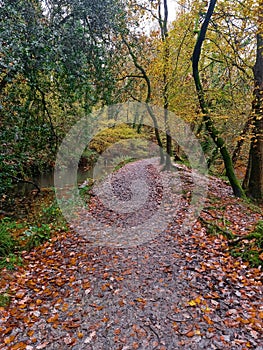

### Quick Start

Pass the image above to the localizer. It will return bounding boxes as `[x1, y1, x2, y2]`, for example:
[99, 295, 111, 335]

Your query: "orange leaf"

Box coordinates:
[173, 322, 179, 331]
[61, 303, 69, 312]
[186, 330, 195, 337]
[11, 342, 27, 349]
[102, 316, 109, 322]
[3, 327, 13, 335]
[56, 279, 64, 287]
[136, 298, 146, 303]
[195, 297, 202, 304]
[40, 307, 49, 315]
[27, 329, 35, 337]
[203, 315, 214, 325]
[15, 291, 26, 299]
[47, 313, 59, 323]
[4, 335, 16, 344]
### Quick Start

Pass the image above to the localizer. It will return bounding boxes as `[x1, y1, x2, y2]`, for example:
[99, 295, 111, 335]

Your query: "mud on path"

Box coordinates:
[0, 158, 262, 349]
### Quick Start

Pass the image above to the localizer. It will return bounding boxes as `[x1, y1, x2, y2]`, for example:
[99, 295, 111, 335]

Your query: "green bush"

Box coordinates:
[23, 224, 51, 250]
[37, 199, 68, 232]
[0, 218, 16, 258]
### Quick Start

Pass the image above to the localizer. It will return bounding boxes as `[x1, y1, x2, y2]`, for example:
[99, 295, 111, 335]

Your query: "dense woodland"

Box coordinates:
[0, 0, 262, 200]
[0, 1, 263, 348]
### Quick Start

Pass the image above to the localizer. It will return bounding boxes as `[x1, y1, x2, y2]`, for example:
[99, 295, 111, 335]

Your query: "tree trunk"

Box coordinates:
[245, 24, 263, 201]
[159, 0, 172, 169]
[192, 0, 245, 198]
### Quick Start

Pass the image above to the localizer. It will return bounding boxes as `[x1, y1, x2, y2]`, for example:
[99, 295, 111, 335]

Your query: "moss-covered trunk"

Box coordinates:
[192, 0, 245, 198]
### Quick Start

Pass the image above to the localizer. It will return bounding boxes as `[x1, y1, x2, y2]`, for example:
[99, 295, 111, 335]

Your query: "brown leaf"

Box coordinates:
[186, 330, 195, 337]
[203, 315, 214, 325]
[15, 291, 26, 299]
[47, 313, 59, 323]
[36, 342, 50, 349]
[4, 335, 16, 344]
[12, 342, 27, 349]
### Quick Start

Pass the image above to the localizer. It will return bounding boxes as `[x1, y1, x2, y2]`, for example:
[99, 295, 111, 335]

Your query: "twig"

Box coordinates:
[199, 216, 234, 239]
[10, 175, 41, 194]
[228, 232, 262, 246]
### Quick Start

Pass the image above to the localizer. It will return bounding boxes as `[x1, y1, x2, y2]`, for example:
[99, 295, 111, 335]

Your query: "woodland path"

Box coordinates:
[0, 158, 262, 350]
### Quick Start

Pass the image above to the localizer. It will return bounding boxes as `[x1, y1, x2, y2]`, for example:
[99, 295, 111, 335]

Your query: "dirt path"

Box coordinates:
[0, 159, 262, 349]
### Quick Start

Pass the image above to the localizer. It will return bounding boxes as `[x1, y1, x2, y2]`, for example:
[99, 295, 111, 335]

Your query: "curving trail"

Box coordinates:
[0, 159, 262, 349]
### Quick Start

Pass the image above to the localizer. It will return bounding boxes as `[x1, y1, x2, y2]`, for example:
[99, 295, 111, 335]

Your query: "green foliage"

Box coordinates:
[0, 0, 127, 198]
[89, 124, 143, 154]
[0, 219, 16, 258]
[79, 178, 94, 203]
[38, 200, 68, 231]
[0, 254, 23, 270]
[0, 197, 69, 270]
[230, 220, 263, 268]
[81, 149, 99, 166]
[23, 224, 51, 250]
[0, 218, 24, 269]
[0, 293, 11, 307]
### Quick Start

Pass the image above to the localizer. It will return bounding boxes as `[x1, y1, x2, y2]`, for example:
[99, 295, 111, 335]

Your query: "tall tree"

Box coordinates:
[192, 0, 245, 198]
[244, 1, 263, 201]
[158, 0, 172, 169]
[0, 0, 126, 196]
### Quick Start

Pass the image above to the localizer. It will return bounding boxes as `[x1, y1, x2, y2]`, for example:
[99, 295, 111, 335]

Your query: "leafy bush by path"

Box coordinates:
[0, 218, 23, 269]
[23, 224, 51, 250]
[0, 197, 69, 270]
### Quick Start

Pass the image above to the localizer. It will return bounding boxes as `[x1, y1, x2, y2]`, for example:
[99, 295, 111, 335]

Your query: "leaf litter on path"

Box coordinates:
[0, 159, 262, 349]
